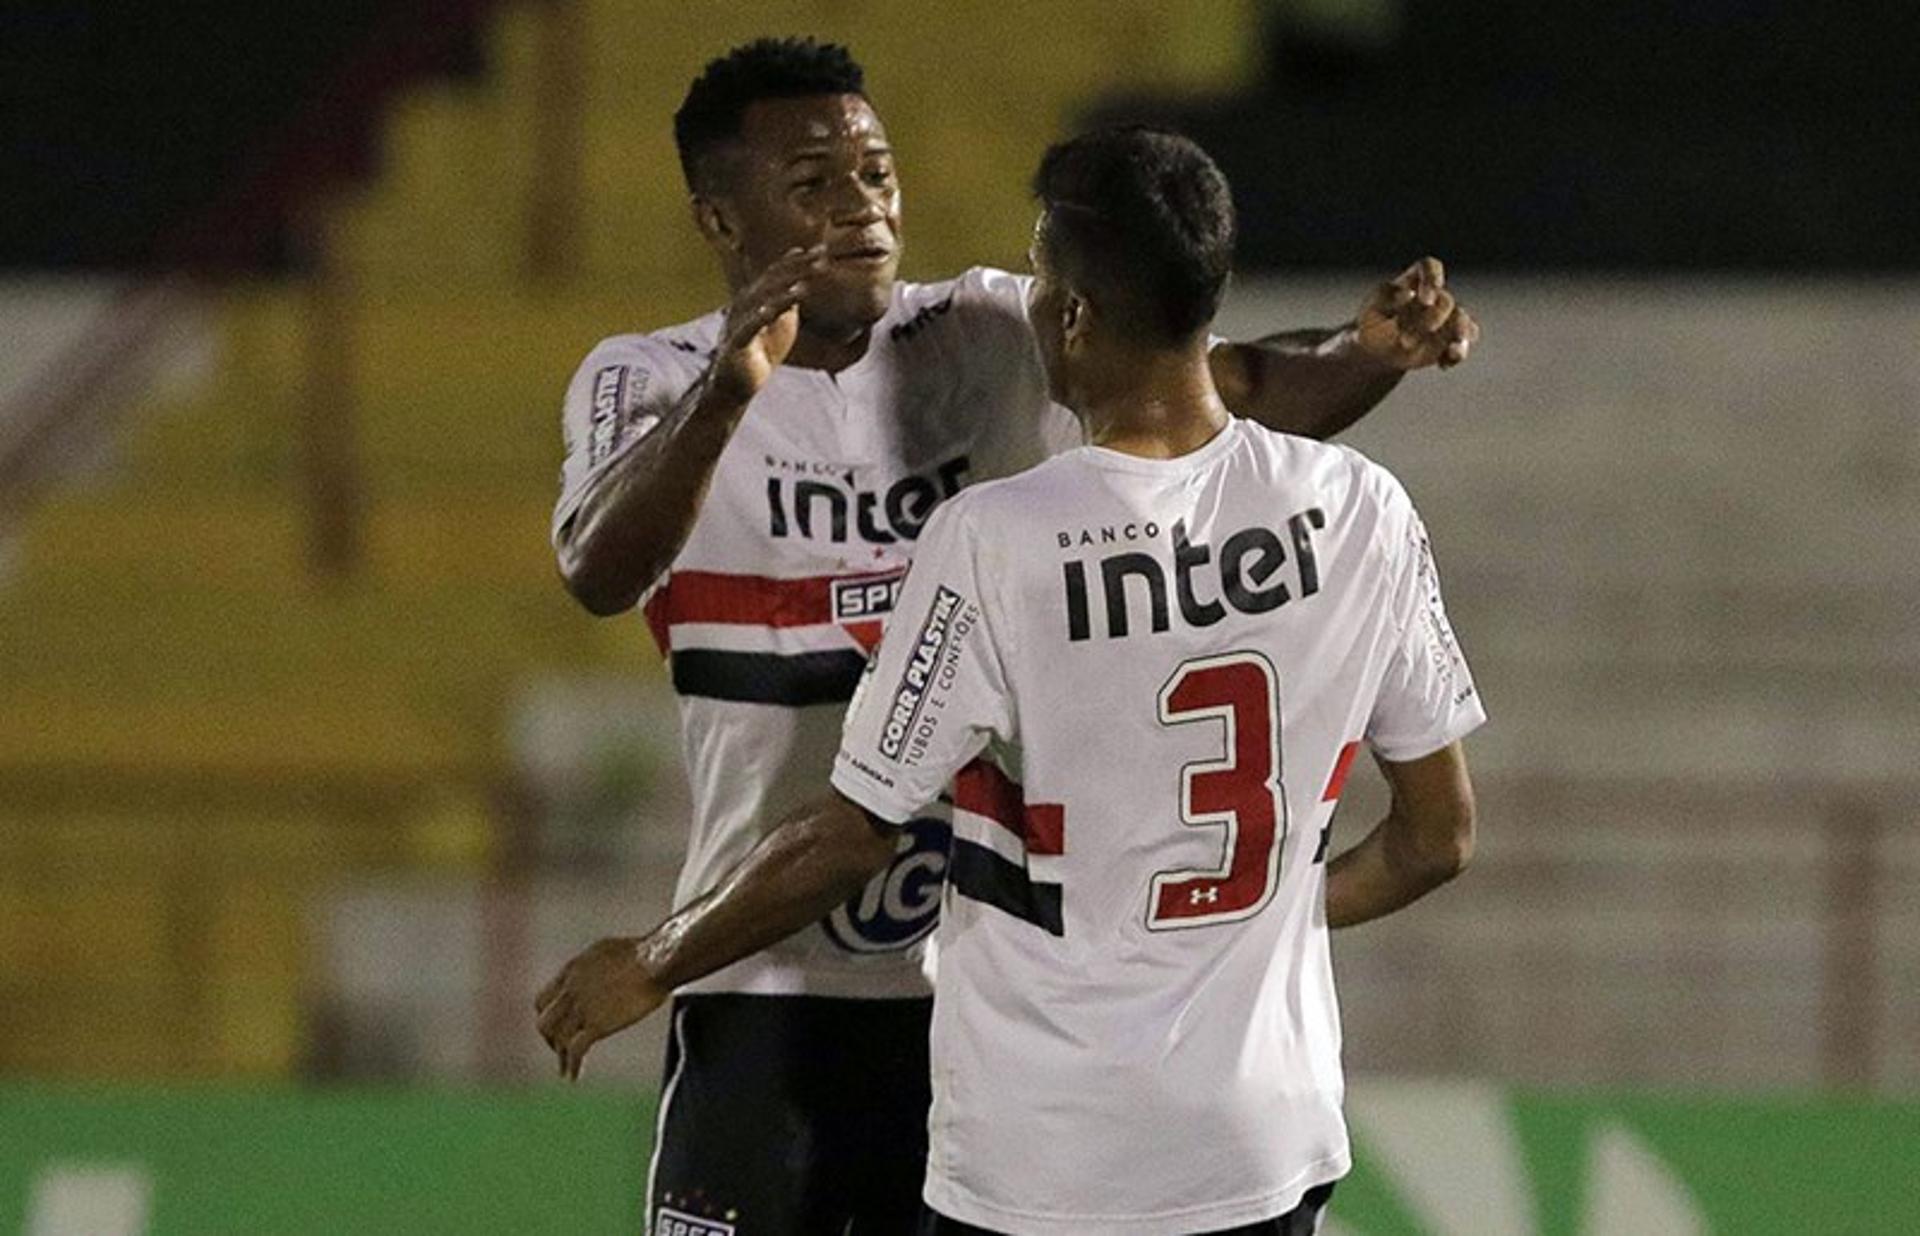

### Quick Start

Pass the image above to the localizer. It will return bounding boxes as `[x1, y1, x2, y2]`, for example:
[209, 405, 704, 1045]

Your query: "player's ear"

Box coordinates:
[1061, 291, 1091, 351]
[690, 195, 744, 256]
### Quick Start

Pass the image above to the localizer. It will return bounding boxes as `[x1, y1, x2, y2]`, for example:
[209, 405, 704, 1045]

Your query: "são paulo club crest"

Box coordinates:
[823, 814, 950, 952]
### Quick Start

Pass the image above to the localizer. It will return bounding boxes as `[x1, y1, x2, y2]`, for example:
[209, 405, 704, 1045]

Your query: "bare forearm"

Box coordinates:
[557, 373, 754, 615]
[636, 795, 896, 990]
[565, 402, 729, 609]
[1324, 808, 1468, 929]
[1214, 327, 1403, 441]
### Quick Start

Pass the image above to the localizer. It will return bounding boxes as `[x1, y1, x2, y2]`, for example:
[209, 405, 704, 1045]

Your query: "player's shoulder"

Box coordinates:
[884, 266, 1029, 343]
[1235, 419, 1414, 516]
[570, 311, 723, 385]
[931, 448, 1090, 543]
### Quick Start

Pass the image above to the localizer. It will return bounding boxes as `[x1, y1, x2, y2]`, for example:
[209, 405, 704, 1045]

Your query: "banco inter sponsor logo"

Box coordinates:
[824, 815, 950, 952]
[766, 455, 969, 545]
[1060, 509, 1327, 641]
[879, 586, 962, 760]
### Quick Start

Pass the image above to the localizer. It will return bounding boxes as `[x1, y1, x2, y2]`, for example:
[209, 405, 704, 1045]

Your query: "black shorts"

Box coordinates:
[647, 992, 934, 1235]
[919, 1183, 1337, 1236]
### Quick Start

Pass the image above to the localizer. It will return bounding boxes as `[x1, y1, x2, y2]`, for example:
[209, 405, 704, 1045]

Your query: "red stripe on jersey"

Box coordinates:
[642, 591, 672, 656]
[663, 570, 836, 627]
[657, 568, 906, 631]
[953, 759, 1065, 856]
[1322, 740, 1362, 802]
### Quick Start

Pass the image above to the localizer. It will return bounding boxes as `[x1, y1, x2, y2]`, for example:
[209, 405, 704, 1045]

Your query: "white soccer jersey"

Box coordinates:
[554, 268, 1079, 997]
[832, 418, 1485, 1233]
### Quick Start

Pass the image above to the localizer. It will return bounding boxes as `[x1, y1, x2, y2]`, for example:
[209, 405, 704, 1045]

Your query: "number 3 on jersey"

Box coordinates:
[1148, 651, 1288, 929]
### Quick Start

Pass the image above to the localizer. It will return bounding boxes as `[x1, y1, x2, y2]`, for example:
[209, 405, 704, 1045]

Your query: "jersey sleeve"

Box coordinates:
[952, 265, 1034, 334]
[551, 336, 700, 549]
[832, 501, 1016, 823]
[1365, 480, 1487, 761]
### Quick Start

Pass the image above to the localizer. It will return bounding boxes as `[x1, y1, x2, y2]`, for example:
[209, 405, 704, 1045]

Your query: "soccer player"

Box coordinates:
[547, 38, 1477, 1234]
[540, 126, 1483, 1234]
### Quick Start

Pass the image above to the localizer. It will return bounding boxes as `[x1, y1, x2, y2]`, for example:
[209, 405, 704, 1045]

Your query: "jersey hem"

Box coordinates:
[922, 1151, 1350, 1235]
[675, 958, 932, 1000]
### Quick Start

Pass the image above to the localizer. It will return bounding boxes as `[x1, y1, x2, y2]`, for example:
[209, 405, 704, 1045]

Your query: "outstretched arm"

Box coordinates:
[557, 245, 829, 615]
[1210, 257, 1478, 441]
[1325, 741, 1476, 928]
[534, 792, 894, 1078]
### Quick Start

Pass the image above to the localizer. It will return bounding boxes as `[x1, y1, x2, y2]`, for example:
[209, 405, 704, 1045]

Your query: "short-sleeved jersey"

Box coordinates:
[554, 268, 1079, 997]
[832, 417, 1485, 1234]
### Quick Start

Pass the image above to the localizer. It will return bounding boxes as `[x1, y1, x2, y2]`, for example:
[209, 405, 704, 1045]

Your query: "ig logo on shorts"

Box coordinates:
[823, 815, 949, 952]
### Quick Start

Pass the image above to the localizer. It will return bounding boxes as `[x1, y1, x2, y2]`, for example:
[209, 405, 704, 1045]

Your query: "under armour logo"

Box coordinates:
[1189, 887, 1219, 906]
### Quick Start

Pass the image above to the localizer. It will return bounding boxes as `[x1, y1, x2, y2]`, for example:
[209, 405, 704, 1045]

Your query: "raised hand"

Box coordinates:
[710, 244, 831, 403]
[1354, 257, 1480, 372]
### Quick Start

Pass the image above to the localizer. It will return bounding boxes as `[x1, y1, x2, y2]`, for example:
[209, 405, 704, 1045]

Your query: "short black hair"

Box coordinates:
[1032, 127, 1235, 344]
[674, 38, 867, 191]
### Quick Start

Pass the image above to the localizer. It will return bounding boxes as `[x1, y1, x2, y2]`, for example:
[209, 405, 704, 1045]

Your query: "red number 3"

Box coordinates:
[1148, 652, 1288, 929]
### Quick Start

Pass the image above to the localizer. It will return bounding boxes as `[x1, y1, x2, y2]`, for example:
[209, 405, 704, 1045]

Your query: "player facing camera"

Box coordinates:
[675, 38, 901, 359]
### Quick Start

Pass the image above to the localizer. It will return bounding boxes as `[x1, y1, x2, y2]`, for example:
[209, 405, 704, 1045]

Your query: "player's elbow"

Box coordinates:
[1412, 795, 1475, 884]
[556, 531, 653, 617]
[1381, 742, 1476, 887]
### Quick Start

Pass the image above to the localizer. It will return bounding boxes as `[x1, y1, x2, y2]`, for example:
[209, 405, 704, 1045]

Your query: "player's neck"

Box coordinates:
[1079, 348, 1230, 460]
[785, 320, 874, 373]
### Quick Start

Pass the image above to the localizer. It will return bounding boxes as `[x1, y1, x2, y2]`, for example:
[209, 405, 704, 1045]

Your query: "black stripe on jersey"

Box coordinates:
[669, 648, 868, 706]
[949, 838, 1064, 937]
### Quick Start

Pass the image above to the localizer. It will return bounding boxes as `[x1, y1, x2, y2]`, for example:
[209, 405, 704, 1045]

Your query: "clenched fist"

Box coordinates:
[1354, 257, 1479, 371]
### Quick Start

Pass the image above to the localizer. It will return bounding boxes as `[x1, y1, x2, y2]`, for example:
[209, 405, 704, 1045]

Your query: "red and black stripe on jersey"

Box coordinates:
[948, 758, 1065, 937]
[644, 568, 900, 706]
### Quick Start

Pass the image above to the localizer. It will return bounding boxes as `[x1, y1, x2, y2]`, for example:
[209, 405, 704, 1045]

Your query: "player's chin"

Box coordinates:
[810, 262, 897, 326]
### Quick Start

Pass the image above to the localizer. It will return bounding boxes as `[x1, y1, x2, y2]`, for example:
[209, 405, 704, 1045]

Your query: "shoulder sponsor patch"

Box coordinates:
[589, 364, 629, 464]
[878, 585, 963, 761]
[587, 363, 657, 465]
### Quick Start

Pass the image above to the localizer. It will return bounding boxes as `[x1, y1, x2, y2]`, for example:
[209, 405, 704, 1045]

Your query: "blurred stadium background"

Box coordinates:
[2, 0, 1917, 1232]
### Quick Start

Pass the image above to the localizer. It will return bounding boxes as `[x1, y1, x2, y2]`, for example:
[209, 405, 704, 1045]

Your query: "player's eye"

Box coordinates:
[790, 177, 826, 193]
[862, 165, 895, 186]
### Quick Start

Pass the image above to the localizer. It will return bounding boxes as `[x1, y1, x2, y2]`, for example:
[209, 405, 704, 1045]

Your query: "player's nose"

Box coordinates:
[831, 181, 888, 225]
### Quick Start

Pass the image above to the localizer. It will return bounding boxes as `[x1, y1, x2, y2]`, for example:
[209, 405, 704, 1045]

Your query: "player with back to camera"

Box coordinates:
[543, 37, 1478, 1236]
[541, 126, 1486, 1235]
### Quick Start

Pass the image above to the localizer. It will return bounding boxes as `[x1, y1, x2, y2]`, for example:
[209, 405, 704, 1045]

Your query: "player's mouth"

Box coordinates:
[829, 244, 895, 268]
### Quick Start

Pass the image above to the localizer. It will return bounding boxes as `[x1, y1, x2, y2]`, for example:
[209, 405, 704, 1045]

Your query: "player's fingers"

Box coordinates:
[534, 969, 564, 1013]
[1409, 287, 1456, 336]
[731, 247, 823, 317]
[564, 1031, 596, 1081]
[1439, 308, 1478, 367]
[1411, 256, 1445, 305]
[759, 244, 830, 289]
[536, 992, 574, 1045]
[727, 282, 810, 350]
[1368, 276, 1416, 318]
